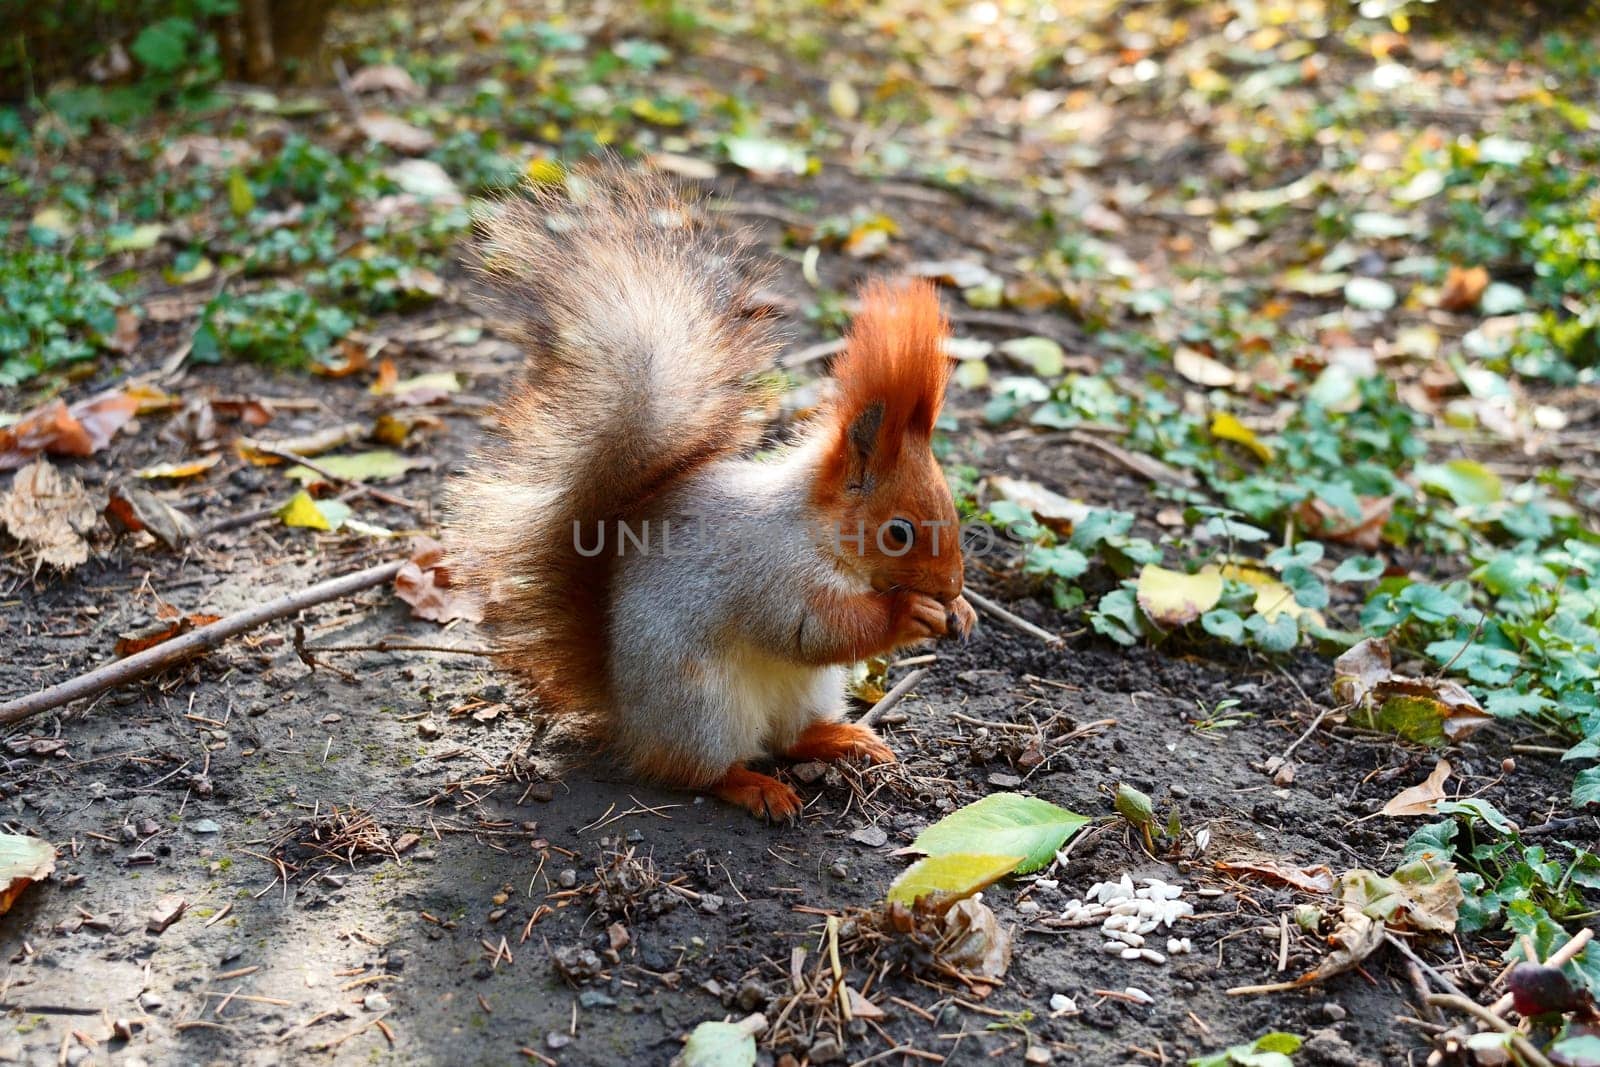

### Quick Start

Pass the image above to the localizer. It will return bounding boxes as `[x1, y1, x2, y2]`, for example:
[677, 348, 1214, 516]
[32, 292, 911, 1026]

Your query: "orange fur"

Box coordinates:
[831, 277, 951, 456]
[782, 721, 895, 765]
[712, 765, 802, 821]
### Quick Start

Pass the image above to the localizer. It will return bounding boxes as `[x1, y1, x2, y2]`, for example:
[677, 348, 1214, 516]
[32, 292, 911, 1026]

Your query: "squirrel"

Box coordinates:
[447, 167, 977, 820]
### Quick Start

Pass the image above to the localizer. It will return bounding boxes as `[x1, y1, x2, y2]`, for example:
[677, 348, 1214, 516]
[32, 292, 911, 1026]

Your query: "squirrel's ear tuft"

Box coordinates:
[832, 278, 951, 449]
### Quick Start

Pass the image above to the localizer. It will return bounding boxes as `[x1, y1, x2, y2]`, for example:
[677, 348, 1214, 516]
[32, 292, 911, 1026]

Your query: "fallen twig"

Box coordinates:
[1426, 995, 1554, 1067]
[964, 590, 1063, 647]
[860, 668, 931, 729]
[0, 560, 403, 726]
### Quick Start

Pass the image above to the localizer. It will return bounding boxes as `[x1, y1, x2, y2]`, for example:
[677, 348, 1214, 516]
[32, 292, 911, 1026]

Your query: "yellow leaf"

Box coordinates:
[886, 853, 1022, 911]
[1213, 564, 1325, 625]
[828, 79, 860, 119]
[1136, 564, 1223, 628]
[278, 491, 350, 531]
[136, 454, 222, 480]
[1210, 412, 1274, 462]
[526, 158, 564, 185]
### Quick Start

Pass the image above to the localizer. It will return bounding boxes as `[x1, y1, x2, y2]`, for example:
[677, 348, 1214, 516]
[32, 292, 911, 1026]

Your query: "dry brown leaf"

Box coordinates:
[0, 833, 55, 915]
[986, 475, 1092, 533]
[115, 614, 222, 656]
[358, 114, 436, 155]
[236, 423, 365, 465]
[105, 485, 197, 550]
[1216, 858, 1335, 894]
[1437, 265, 1490, 312]
[1174, 345, 1240, 389]
[940, 896, 1012, 980]
[313, 338, 371, 378]
[1334, 638, 1493, 745]
[1295, 494, 1393, 550]
[0, 390, 139, 469]
[0, 459, 99, 570]
[347, 63, 423, 98]
[394, 537, 483, 623]
[1380, 759, 1452, 818]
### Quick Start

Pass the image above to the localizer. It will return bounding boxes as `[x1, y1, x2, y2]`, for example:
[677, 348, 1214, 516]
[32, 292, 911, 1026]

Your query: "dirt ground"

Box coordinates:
[2, 277, 1570, 1065]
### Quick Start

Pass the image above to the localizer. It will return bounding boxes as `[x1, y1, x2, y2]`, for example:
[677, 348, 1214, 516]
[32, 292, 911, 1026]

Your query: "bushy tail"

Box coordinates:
[447, 166, 780, 728]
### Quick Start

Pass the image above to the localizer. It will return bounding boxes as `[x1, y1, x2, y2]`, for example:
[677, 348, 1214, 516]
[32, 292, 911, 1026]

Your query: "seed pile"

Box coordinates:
[1061, 874, 1195, 965]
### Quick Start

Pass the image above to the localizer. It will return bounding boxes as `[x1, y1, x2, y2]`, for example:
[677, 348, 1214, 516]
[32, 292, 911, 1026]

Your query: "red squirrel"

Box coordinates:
[448, 168, 976, 819]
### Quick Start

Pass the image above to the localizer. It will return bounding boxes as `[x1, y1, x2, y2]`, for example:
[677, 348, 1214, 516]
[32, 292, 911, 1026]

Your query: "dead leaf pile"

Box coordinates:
[0, 459, 100, 570]
[395, 537, 483, 623]
[1333, 638, 1492, 745]
[1, 390, 140, 469]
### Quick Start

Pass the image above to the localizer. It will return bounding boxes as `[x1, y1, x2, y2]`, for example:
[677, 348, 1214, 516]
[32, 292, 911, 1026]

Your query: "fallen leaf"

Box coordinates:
[1136, 564, 1223, 628]
[647, 152, 718, 181]
[674, 1017, 760, 1067]
[1217, 859, 1335, 894]
[909, 793, 1089, 874]
[997, 336, 1066, 377]
[313, 338, 371, 378]
[372, 410, 445, 448]
[940, 895, 1013, 980]
[1174, 346, 1239, 388]
[236, 423, 366, 465]
[284, 450, 424, 485]
[1340, 860, 1461, 933]
[886, 853, 1022, 912]
[1380, 760, 1452, 818]
[394, 537, 483, 623]
[376, 371, 462, 406]
[1210, 412, 1274, 462]
[135, 455, 222, 480]
[358, 114, 436, 154]
[1295, 495, 1393, 550]
[105, 485, 196, 549]
[1334, 639, 1491, 744]
[1332, 637, 1394, 707]
[278, 491, 351, 531]
[0, 833, 55, 914]
[986, 476, 1092, 533]
[0, 390, 139, 469]
[1416, 459, 1503, 506]
[347, 63, 423, 98]
[905, 260, 1001, 291]
[115, 614, 222, 656]
[0, 459, 98, 570]
[1437, 266, 1489, 312]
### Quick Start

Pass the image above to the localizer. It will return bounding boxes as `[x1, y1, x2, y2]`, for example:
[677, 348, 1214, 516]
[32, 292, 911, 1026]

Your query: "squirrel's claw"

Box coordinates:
[711, 765, 802, 822]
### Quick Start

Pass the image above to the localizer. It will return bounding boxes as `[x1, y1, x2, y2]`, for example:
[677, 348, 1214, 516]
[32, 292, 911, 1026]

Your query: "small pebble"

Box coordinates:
[1049, 994, 1075, 1013]
[556, 869, 577, 888]
[363, 993, 390, 1012]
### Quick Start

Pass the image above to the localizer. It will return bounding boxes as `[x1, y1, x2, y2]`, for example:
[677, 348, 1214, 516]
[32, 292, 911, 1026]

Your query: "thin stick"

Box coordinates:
[302, 640, 494, 657]
[779, 338, 847, 369]
[1281, 704, 1339, 762]
[1426, 995, 1554, 1067]
[964, 590, 1063, 646]
[860, 668, 931, 728]
[1385, 932, 1470, 1001]
[0, 561, 403, 726]
[251, 444, 421, 511]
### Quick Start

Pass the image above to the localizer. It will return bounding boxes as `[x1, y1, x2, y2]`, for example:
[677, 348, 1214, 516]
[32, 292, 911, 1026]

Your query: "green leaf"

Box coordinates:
[1416, 460, 1503, 506]
[1575, 768, 1600, 809]
[911, 794, 1090, 874]
[228, 169, 256, 216]
[997, 336, 1065, 376]
[1246, 611, 1299, 653]
[675, 1020, 756, 1067]
[130, 17, 195, 74]
[886, 852, 1024, 910]
[1201, 608, 1245, 644]
[1332, 556, 1385, 582]
[1345, 277, 1397, 311]
[1437, 798, 1518, 834]
[105, 223, 166, 253]
[284, 450, 422, 484]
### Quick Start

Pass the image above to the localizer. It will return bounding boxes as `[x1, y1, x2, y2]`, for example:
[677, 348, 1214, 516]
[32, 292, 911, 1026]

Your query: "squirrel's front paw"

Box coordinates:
[947, 595, 977, 641]
[890, 591, 950, 646]
[712, 766, 803, 822]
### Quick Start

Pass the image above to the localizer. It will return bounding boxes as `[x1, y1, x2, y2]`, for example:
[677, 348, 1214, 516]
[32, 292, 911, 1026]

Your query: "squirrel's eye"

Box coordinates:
[885, 518, 915, 549]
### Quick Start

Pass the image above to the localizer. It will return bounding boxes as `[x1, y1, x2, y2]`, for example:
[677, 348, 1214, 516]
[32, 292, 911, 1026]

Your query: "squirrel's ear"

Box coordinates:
[844, 400, 885, 489]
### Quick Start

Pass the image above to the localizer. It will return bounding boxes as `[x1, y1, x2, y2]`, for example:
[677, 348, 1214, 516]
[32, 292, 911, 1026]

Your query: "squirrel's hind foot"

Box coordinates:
[712, 765, 803, 822]
[783, 721, 896, 766]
